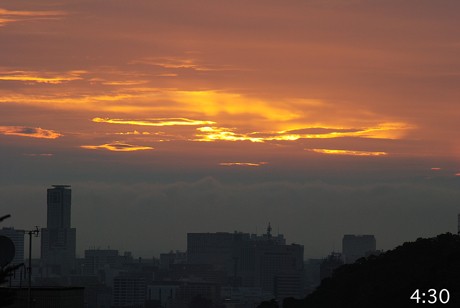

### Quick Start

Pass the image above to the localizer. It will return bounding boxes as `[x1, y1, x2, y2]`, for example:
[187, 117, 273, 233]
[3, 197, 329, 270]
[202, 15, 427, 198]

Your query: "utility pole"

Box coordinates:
[25, 227, 39, 308]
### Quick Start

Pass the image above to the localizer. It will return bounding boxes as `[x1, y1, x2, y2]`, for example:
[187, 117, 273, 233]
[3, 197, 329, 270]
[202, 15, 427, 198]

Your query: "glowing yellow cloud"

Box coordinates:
[431, 167, 441, 170]
[101, 80, 150, 85]
[129, 57, 198, 69]
[309, 149, 387, 156]
[0, 126, 62, 139]
[196, 127, 264, 142]
[0, 8, 66, 26]
[113, 131, 142, 135]
[0, 92, 147, 112]
[0, 70, 85, 83]
[93, 118, 215, 126]
[0, 83, 413, 142]
[169, 90, 300, 122]
[195, 123, 413, 143]
[128, 57, 238, 72]
[220, 162, 268, 166]
[81, 142, 154, 152]
[0, 8, 66, 17]
[272, 123, 415, 141]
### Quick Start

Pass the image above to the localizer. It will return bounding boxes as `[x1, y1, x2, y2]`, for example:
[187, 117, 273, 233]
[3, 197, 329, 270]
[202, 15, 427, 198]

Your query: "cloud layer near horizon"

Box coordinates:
[1, 1, 460, 261]
[3, 177, 459, 259]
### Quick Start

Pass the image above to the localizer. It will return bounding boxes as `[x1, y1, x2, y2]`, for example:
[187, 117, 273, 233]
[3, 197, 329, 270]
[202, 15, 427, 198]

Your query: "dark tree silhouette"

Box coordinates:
[303, 233, 460, 308]
[257, 298, 279, 308]
[188, 294, 212, 308]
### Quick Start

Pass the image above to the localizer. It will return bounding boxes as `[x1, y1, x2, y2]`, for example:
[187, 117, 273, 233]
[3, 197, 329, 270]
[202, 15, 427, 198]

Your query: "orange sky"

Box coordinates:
[1, 0, 459, 172]
[1, 1, 460, 258]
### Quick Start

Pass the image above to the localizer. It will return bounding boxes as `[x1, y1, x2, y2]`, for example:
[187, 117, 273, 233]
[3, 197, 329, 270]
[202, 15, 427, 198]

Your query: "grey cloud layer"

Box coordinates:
[2, 177, 458, 258]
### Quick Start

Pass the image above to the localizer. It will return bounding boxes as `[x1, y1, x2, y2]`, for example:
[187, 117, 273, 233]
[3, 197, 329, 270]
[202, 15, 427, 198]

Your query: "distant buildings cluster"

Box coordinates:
[0, 185, 381, 308]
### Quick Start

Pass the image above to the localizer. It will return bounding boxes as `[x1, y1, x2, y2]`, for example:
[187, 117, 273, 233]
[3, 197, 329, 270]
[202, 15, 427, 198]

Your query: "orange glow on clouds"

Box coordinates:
[113, 131, 152, 135]
[81, 142, 154, 152]
[170, 91, 300, 123]
[130, 57, 200, 69]
[195, 123, 412, 143]
[220, 162, 268, 166]
[2, 0, 457, 169]
[196, 127, 264, 142]
[309, 149, 387, 156]
[0, 8, 66, 26]
[0, 126, 62, 139]
[128, 57, 238, 72]
[0, 70, 85, 84]
[93, 118, 216, 127]
[101, 80, 150, 86]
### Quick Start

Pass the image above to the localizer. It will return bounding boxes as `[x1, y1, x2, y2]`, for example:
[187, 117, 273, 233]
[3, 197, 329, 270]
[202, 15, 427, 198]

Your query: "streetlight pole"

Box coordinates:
[25, 227, 39, 308]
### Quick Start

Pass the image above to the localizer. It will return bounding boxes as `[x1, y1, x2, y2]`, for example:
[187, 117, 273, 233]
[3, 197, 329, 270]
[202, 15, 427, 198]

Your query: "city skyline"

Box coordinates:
[1, 0, 460, 260]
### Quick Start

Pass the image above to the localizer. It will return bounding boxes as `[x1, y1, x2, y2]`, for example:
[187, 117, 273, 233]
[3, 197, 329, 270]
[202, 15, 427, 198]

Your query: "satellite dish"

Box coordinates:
[0, 235, 15, 268]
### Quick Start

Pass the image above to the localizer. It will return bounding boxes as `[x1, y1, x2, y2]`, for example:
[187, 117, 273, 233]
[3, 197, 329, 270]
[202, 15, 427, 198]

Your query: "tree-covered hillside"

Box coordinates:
[303, 233, 460, 307]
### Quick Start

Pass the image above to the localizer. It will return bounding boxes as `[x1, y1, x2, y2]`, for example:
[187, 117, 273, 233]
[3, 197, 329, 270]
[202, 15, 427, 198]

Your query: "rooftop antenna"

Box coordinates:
[25, 226, 40, 308]
[267, 222, 272, 237]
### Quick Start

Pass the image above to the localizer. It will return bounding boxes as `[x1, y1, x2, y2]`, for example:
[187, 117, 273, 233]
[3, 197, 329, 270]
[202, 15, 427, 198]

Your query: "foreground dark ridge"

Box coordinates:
[265, 233, 460, 308]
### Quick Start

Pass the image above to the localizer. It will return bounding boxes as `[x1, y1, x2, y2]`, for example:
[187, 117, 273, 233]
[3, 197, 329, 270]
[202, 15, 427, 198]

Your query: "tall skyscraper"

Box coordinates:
[41, 185, 76, 278]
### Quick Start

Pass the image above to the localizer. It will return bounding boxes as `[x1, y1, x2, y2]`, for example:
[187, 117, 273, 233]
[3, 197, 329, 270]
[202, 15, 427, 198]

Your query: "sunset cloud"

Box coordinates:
[0, 126, 62, 139]
[194, 123, 413, 143]
[81, 142, 154, 152]
[308, 149, 387, 156]
[195, 127, 264, 142]
[0, 70, 85, 84]
[128, 57, 239, 72]
[93, 118, 216, 127]
[220, 162, 268, 166]
[1, 0, 460, 263]
[101, 80, 150, 86]
[0, 8, 66, 26]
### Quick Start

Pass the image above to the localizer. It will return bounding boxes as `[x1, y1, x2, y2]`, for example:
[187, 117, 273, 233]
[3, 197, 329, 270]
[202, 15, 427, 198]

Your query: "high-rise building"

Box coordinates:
[342, 234, 376, 264]
[254, 243, 304, 295]
[187, 232, 234, 273]
[187, 224, 304, 298]
[0, 227, 25, 286]
[83, 249, 119, 276]
[41, 185, 76, 278]
[113, 274, 145, 307]
[147, 281, 221, 308]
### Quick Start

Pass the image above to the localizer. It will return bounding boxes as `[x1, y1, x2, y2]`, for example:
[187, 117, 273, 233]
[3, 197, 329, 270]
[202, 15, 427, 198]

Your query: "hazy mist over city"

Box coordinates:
[1, 0, 460, 262]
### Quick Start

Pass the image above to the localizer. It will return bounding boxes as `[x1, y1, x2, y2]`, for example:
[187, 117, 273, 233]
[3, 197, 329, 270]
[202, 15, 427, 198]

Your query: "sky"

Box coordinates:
[1, 0, 459, 259]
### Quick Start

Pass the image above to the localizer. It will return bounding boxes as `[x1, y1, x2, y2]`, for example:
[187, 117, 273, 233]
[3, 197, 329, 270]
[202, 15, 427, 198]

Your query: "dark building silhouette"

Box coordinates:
[9, 286, 84, 308]
[187, 224, 304, 299]
[320, 252, 343, 281]
[147, 281, 220, 308]
[342, 235, 376, 264]
[41, 185, 76, 280]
